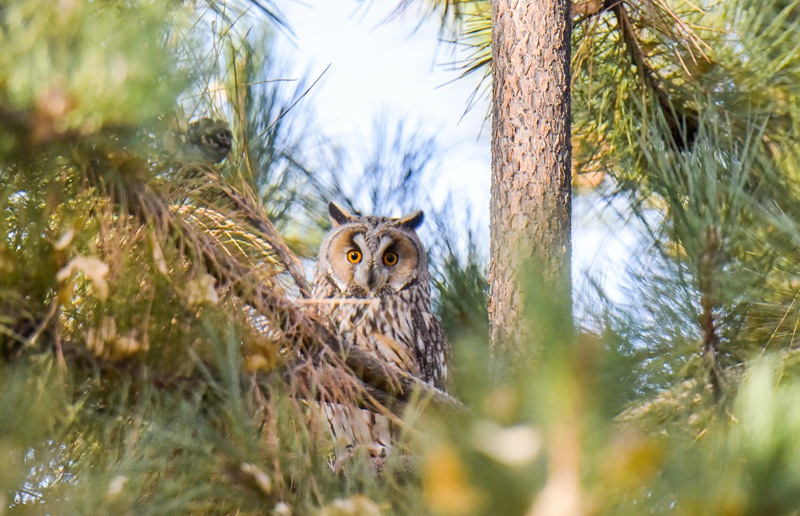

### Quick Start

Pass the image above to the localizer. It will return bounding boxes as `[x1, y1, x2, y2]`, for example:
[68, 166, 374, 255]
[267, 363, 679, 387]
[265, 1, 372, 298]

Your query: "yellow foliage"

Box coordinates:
[423, 442, 483, 515]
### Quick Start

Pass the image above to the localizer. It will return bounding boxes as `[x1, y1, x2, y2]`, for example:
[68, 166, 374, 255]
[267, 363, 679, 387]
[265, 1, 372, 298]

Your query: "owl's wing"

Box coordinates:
[413, 310, 450, 389]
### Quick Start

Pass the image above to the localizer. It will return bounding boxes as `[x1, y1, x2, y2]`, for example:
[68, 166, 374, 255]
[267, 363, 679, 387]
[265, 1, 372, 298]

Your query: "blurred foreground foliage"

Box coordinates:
[3, 0, 800, 515]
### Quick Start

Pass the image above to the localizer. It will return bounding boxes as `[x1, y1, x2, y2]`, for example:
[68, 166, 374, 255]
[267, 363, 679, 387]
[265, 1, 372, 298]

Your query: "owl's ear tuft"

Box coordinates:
[398, 210, 424, 230]
[328, 202, 354, 227]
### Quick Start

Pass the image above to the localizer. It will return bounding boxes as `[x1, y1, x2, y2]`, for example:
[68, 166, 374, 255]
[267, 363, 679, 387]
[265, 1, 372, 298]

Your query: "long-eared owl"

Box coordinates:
[312, 202, 449, 457]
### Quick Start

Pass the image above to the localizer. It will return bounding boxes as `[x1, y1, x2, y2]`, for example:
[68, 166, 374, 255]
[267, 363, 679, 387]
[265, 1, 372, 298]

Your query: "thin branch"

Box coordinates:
[611, 1, 699, 148]
[258, 64, 331, 140]
[698, 226, 723, 402]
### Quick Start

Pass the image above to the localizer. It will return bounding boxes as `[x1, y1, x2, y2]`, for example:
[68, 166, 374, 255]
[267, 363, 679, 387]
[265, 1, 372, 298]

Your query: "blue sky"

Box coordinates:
[276, 0, 491, 210]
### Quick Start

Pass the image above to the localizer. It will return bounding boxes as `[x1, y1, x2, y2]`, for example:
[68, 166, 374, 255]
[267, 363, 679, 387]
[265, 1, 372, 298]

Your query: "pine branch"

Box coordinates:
[698, 226, 723, 402]
[187, 165, 312, 298]
[170, 117, 311, 297]
[611, 1, 699, 148]
[2, 102, 463, 417]
[90, 156, 465, 416]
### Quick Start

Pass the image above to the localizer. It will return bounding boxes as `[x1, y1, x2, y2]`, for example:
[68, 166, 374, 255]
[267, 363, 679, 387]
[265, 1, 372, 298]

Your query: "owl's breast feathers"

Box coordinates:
[312, 286, 448, 388]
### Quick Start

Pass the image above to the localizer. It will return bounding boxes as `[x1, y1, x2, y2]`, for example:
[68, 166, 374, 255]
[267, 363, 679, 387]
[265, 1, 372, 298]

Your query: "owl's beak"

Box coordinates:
[356, 265, 387, 294]
[367, 269, 381, 291]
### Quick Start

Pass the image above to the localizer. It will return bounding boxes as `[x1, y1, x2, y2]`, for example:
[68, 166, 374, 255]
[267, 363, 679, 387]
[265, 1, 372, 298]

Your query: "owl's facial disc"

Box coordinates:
[325, 225, 421, 296]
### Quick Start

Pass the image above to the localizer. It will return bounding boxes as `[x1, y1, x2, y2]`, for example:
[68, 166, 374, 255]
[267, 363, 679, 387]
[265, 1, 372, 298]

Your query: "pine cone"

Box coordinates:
[187, 118, 233, 163]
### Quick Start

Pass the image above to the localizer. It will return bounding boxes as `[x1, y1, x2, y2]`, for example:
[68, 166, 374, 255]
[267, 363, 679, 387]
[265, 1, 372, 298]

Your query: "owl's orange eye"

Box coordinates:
[346, 249, 362, 264]
[383, 251, 399, 266]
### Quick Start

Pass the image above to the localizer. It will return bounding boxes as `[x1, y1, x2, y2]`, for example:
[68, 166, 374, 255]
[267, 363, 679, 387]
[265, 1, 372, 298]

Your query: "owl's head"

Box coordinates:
[317, 202, 428, 297]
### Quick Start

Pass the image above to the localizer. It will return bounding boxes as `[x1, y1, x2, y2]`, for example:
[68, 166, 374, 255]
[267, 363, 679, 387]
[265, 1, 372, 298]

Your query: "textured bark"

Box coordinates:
[490, 0, 572, 355]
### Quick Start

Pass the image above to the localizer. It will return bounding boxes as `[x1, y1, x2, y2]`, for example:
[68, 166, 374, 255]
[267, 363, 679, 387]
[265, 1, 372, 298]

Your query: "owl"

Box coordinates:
[312, 202, 449, 458]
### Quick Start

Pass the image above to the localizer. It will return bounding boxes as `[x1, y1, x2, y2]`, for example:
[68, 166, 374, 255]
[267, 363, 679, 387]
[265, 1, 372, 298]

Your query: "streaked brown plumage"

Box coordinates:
[312, 202, 449, 458]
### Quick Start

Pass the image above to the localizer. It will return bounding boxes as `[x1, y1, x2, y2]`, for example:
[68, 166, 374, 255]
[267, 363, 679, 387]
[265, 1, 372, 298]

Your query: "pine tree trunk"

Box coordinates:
[490, 0, 572, 356]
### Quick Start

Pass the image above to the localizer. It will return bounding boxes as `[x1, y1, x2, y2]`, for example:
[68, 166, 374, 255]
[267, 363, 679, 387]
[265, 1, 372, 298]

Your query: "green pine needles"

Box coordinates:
[3, 0, 800, 514]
